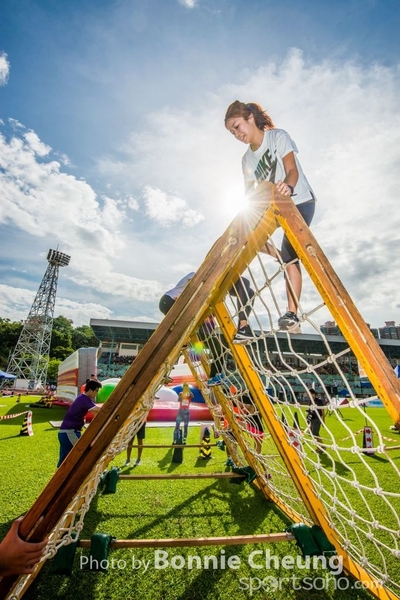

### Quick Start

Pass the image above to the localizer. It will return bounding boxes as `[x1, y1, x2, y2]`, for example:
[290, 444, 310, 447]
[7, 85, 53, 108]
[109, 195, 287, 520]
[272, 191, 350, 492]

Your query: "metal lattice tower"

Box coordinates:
[7, 249, 71, 388]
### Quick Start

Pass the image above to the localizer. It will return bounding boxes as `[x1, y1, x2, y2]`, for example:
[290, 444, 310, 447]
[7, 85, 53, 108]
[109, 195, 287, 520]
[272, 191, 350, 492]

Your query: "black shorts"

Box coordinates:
[135, 422, 146, 440]
[248, 414, 264, 434]
[159, 294, 175, 315]
[310, 418, 321, 437]
[281, 198, 316, 263]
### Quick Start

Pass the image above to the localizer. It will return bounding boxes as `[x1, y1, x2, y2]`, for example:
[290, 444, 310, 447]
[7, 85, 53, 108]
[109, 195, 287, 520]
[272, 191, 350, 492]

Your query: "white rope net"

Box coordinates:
[6, 194, 400, 600]
[184, 250, 400, 596]
[7, 393, 155, 600]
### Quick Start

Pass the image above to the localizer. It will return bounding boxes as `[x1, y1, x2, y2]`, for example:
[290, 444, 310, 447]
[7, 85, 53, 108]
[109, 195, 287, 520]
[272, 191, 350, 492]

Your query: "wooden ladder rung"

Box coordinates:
[78, 532, 293, 548]
[119, 472, 247, 480]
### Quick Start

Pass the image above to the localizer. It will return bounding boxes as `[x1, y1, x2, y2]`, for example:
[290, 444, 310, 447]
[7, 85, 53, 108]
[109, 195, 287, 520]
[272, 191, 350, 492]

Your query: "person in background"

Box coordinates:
[159, 272, 255, 383]
[159, 272, 196, 316]
[125, 421, 146, 466]
[57, 380, 102, 467]
[307, 388, 326, 452]
[229, 276, 255, 344]
[174, 382, 194, 443]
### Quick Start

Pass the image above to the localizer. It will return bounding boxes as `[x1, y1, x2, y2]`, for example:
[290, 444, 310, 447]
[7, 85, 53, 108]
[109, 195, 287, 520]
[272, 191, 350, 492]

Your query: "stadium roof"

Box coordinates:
[90, 318, 159, 345]
[90, 318, 400, 360]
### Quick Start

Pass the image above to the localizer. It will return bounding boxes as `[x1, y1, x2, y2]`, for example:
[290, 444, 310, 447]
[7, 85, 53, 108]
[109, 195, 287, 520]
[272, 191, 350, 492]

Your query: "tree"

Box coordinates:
[72, 325, 99, 350]
[0, 315, 99, 375]
[50, 316, 74, 356]
[47, 358, 62, 382]
[0, 319, 23, 370]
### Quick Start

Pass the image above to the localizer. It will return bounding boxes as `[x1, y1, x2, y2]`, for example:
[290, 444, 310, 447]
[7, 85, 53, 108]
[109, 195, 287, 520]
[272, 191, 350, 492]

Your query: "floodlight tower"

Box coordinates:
[7, 249, 71, 388]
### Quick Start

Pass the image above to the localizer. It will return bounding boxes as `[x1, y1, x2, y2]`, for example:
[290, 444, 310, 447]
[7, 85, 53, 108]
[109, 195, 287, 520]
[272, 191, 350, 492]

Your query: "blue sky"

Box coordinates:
[1, 0, 400, 329]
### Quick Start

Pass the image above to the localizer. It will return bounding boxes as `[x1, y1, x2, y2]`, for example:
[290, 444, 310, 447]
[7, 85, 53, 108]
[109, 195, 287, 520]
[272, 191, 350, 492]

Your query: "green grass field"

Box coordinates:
[1, 395, 398, 600]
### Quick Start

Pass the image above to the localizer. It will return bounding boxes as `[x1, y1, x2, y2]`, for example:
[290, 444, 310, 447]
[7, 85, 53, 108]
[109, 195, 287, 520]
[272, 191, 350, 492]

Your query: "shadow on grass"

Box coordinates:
[0, 403, 67, 426]
[22, 469, 302, 600]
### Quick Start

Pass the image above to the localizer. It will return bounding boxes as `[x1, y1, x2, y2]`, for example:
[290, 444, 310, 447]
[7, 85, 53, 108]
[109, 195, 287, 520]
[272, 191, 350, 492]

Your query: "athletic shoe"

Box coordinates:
[124, 460, 131, 466]
[233, 324, 254, 344]
[278, 311, 301, 334]
[134, 458, 141, 466]
[207, 373, 227, 387]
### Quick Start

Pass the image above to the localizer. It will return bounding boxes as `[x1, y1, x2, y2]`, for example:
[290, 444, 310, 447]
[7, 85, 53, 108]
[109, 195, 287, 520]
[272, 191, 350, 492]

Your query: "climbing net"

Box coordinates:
[6, 188, 400, 600]
[7, 391, 155, 599]
[184, 248, 400, 596]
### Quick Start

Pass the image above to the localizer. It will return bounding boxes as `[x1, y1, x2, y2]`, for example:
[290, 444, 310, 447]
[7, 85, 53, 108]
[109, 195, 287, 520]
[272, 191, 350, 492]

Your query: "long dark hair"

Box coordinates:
[224, 100, 275, 130]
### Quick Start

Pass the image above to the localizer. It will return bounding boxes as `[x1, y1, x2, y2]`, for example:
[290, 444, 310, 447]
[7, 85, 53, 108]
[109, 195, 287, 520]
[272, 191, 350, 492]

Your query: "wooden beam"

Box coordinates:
[0, 188, 272, 598]
[119, 472, 247, 480]
[125, 443, 219, 449]
[78, 532, 293, 548]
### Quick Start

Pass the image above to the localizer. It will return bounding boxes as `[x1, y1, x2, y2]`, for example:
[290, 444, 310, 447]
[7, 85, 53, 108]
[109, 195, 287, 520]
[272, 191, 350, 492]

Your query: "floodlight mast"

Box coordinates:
[7, 249, 71, 390]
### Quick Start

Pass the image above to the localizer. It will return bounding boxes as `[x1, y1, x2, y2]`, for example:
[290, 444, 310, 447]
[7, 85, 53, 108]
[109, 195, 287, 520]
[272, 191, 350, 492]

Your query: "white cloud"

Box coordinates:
[24, 131, 51, 157]
[0, 284, 115, 326]
[0, 126, 165, 305]
[143, 185, 204, 227]
[97, 49, 400, 327]
[0, 52, 10, 86]
[2, 49, 400, 329]
[178, 0, 198, 8]
[8, 118, 23, 129]
[126, 195, 139, 211]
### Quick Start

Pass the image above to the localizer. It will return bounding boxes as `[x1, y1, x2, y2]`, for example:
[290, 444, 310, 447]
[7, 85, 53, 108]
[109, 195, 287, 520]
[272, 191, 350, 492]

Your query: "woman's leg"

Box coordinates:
[229, 276, 255, 328]
[280, 199, 315, 323]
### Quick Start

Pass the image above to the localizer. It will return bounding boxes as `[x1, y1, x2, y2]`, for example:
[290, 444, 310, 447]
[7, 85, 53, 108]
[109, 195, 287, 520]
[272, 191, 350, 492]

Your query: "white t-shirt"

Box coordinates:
[165, 272, 195, 300]
[242, 129, 315, 205]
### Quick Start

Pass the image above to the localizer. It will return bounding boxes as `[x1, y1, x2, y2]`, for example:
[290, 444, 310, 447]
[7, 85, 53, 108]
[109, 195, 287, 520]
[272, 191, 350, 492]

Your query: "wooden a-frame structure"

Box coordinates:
[1, 182, 400, 600]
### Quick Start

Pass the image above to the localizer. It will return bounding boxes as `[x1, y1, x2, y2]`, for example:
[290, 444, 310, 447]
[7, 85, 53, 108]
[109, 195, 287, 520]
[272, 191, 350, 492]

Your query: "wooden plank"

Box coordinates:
[119, 472, 246, 480]
[78, 532, 293, 548]
[0, 188, 272, 599]
[272, 192, 400, 428]
[125, 443, 218, 449]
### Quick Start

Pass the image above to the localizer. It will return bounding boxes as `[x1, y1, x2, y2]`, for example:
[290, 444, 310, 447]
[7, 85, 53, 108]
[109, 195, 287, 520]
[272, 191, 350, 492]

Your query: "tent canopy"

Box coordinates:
[0, 370, 16, 379]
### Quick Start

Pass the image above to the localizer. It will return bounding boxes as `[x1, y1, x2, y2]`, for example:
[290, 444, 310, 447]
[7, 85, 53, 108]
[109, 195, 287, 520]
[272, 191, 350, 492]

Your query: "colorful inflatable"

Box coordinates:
[85, 380, 212, 423]
[172, 384, 205, 404]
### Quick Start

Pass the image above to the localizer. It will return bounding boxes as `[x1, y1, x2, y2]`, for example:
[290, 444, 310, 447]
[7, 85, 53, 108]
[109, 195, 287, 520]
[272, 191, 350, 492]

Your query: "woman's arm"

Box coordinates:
[276, 151, 299, 195]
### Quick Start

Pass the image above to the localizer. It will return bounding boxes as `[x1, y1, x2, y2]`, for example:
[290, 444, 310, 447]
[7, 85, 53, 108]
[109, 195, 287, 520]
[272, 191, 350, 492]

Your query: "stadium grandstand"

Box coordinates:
[89, 318, 400, 399]
[90, 318, 159, 379]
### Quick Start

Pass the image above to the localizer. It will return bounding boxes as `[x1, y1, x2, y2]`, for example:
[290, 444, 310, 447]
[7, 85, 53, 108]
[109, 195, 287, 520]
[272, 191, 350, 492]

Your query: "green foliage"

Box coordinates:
[50, 316, 74, 353]
[0, 315, 99, 374]
[47, 358, 62, 381]
[0, 318, 23, 369]
[51, 345, 75, 361]
[72, 325, 99, 350]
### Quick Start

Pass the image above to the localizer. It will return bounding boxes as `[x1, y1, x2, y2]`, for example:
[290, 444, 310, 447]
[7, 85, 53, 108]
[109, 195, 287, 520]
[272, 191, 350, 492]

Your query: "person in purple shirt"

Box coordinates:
[57, 379, 102, 467]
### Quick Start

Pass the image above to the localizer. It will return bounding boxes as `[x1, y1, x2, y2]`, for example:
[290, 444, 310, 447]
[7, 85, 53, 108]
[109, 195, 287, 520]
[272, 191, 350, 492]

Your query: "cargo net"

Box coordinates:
[9, 392, 155, 599]
[186, 251, 400, 595]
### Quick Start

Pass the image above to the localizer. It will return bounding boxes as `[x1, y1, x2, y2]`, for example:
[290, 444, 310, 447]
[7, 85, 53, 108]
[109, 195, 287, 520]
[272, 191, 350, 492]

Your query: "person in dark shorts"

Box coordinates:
[307, 389, 325, 451]
[125, 421, 146, 466]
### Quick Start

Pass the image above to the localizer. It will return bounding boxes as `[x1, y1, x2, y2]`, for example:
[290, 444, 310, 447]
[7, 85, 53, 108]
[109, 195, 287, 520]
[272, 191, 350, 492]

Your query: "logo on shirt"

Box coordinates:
[255, 149, 277, 183]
